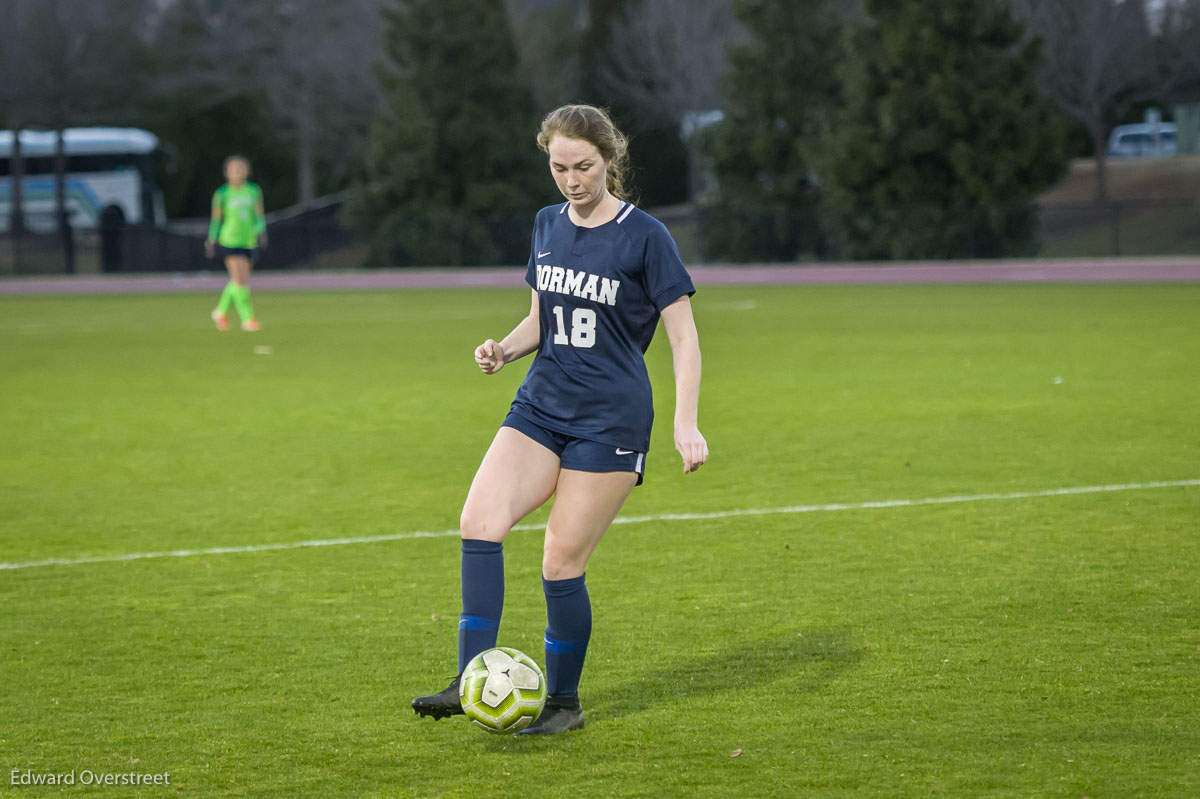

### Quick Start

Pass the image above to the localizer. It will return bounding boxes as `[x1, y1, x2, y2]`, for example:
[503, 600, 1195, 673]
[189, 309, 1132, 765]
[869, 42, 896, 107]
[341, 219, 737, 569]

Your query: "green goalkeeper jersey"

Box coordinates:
[210, 182, 265, 249]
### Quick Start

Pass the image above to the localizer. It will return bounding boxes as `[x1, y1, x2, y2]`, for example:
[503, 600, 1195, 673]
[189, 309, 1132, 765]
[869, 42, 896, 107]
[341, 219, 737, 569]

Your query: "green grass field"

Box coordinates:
[1, 283, 1198, 798]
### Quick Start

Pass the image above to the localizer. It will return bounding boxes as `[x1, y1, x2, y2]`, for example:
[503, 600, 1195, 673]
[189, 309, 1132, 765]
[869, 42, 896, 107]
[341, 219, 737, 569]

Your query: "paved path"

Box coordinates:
[2, 257, 1198, 295]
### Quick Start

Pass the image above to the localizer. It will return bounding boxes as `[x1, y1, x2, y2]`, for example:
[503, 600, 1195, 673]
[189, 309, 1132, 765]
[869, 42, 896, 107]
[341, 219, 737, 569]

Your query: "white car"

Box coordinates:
[1107, 123, 1177, 158]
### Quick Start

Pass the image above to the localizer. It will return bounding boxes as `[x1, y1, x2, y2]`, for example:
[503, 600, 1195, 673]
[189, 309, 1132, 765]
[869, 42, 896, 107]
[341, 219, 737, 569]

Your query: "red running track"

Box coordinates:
[2, 257, 1199, 295]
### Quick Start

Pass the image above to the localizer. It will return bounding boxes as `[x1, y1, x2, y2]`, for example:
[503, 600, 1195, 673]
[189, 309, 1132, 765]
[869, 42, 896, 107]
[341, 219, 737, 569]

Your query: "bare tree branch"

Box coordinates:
[232, 0, 386, 203]
[1011, 0, 1183, 201]
[150, 0, 386, 204]
[595, 0, 748, 131]
[505, 0, 586, 112]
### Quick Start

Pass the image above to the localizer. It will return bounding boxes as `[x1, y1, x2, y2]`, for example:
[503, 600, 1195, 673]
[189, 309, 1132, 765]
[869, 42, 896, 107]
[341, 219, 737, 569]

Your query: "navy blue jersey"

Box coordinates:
[509, 201, 695, 452]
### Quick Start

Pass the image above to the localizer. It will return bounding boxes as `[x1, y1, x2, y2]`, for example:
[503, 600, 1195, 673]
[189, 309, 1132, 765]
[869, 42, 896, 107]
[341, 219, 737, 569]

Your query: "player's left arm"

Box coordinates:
[661, 295, 708, 474]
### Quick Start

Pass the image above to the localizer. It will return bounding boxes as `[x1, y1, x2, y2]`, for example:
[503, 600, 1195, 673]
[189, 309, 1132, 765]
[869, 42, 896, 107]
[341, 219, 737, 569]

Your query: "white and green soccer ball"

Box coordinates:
[459, 647, 547, 734]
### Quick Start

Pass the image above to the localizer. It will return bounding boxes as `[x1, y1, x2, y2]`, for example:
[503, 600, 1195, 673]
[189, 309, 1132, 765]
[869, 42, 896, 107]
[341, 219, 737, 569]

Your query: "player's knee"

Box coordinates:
[459, 504, 509, 543]
[541, 546, 584, 581]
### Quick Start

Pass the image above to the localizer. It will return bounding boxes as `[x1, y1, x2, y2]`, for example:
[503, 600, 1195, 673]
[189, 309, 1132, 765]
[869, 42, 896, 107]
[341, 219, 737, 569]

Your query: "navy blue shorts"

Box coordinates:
[218, 245, 258, 261]
[502, 411, 646, 486]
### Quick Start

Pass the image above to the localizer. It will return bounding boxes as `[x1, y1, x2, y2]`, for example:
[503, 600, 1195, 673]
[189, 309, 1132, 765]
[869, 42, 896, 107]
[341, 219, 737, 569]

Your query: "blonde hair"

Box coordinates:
[537, 105, 630, 201]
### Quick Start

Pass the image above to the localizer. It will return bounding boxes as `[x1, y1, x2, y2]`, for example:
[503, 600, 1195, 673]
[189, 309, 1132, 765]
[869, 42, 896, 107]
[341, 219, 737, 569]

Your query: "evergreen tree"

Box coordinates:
[819, 0, 1067, 259]
[350, 0, 545, 266]
[701, 0, 844, 261]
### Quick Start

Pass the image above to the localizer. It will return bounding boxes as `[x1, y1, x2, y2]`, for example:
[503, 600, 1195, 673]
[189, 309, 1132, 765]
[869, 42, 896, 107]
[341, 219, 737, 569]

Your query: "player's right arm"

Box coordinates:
[475, 289, 541, 374]
[205, 188, 223, 257]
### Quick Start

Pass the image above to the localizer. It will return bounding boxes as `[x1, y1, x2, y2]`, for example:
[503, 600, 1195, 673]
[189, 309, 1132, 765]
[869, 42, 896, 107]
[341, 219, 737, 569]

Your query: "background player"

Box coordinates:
[412, 104, 708, 735]
[206, 155, 265, 332]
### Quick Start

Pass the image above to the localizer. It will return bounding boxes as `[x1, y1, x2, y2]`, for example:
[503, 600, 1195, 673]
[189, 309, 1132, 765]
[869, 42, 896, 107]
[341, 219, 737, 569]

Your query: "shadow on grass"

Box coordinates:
[459, 629, 865, 754]
[592, 627, 865, 721]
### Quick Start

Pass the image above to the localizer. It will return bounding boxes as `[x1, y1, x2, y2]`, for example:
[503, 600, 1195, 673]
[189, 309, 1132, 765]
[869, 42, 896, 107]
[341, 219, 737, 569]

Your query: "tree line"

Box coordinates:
[703, 0, 1197, 260]
[1, 0, 384, 219]
[2, 0, 1198, 265]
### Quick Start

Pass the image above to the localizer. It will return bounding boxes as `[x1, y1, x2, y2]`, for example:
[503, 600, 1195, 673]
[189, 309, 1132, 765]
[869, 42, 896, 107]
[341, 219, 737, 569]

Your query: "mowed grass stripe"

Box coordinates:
[3, 478, 1195, 572]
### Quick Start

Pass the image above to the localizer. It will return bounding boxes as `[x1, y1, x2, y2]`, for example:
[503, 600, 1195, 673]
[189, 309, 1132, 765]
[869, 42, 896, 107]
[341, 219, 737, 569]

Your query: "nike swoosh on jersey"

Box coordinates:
[615, 448, 634, 455]
[538, 250, 552, 258]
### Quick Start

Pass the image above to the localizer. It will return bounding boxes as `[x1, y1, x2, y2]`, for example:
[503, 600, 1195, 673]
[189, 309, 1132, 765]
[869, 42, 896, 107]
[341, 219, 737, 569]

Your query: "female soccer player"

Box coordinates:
[412, 104, 708, 735]
[206, 155, 265, 332]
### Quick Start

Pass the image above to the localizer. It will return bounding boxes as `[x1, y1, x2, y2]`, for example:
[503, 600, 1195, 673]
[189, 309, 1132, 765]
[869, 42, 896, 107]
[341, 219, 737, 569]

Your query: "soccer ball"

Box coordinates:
[459, 647, 547, 734]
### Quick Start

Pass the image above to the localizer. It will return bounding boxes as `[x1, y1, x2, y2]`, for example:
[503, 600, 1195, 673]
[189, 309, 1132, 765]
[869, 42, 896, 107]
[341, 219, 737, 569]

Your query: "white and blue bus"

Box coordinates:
[0, 127, 165, 233]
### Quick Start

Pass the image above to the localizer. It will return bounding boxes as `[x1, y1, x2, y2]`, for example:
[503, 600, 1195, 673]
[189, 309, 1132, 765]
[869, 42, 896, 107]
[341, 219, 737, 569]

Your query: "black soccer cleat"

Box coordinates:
[412, 675, 465, 720]
[515, 695, 585, 736]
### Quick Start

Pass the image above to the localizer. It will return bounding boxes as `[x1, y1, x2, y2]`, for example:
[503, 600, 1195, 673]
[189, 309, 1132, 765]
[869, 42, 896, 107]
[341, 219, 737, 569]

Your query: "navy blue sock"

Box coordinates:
[543, 574, 591, 699]
[458, 539, 504, 674]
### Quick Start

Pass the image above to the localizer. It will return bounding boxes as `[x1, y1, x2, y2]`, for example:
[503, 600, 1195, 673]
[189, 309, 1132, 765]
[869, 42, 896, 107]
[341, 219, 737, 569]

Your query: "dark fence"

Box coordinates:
[2, 198, 1196, 276]
[681, 200, 1199, 262]
[1038, 200, 1200, 258]
[0, 197, 358, 276]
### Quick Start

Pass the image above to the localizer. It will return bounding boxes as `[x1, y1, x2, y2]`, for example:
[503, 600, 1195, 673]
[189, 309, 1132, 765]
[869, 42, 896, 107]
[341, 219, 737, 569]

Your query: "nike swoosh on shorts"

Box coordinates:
[615, 449, 634, 455]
